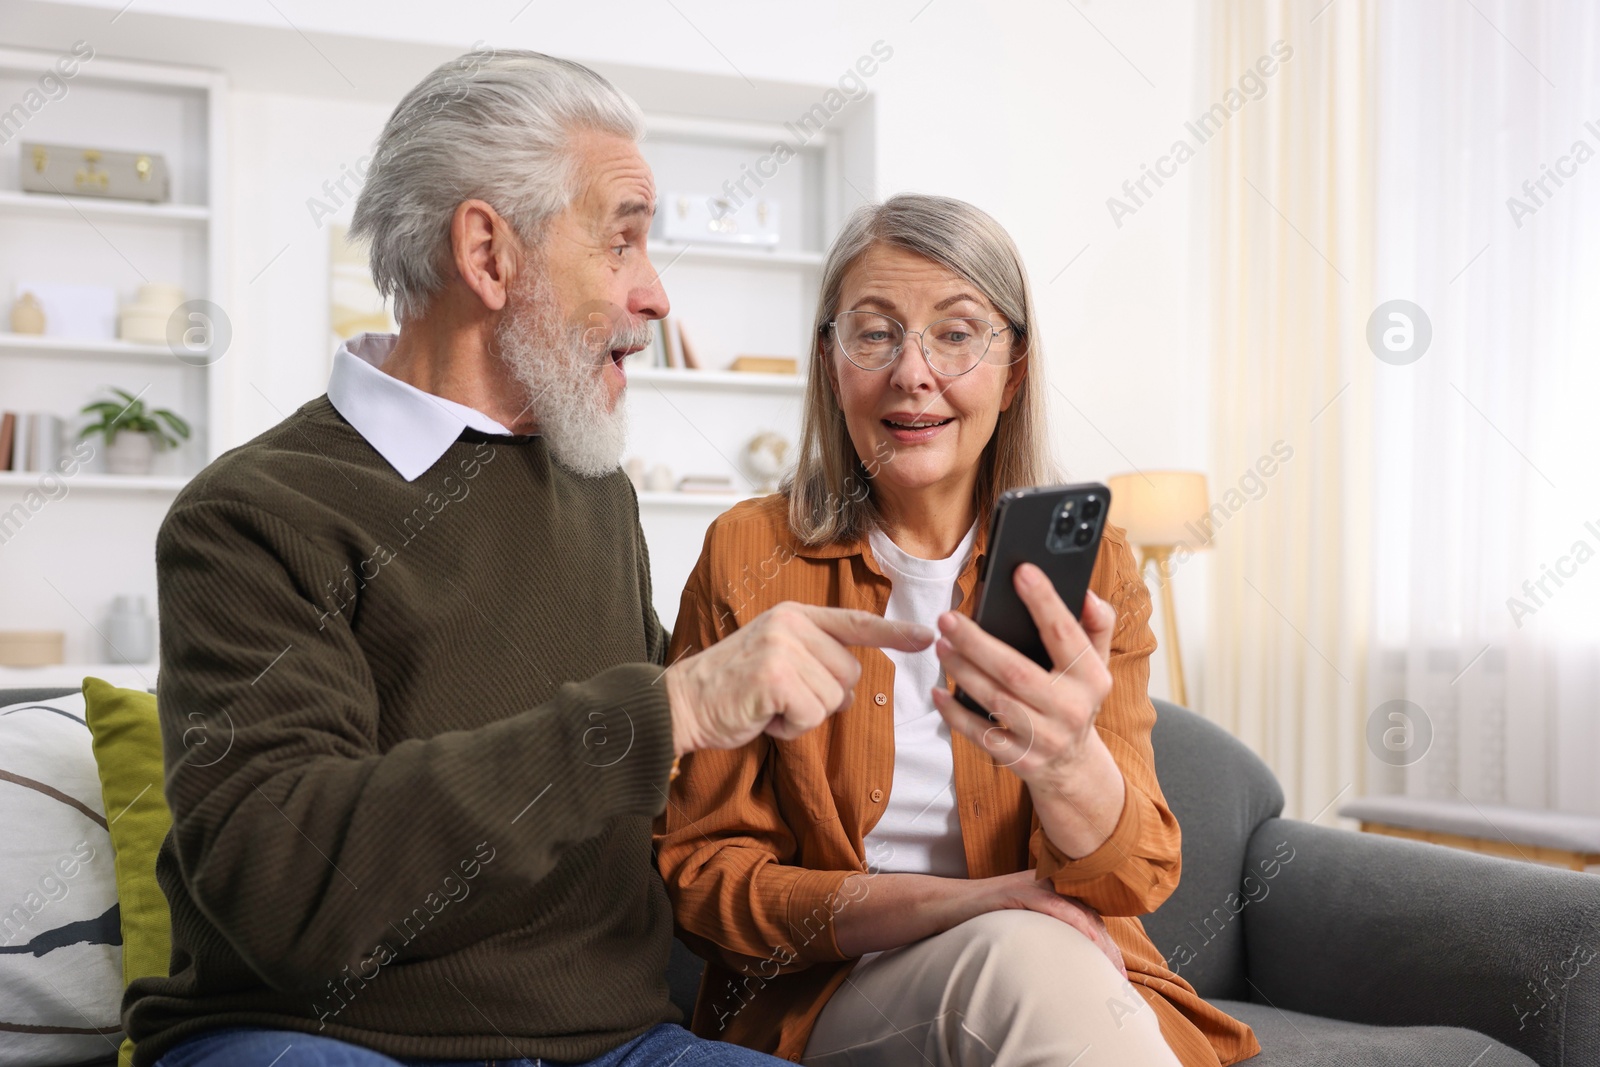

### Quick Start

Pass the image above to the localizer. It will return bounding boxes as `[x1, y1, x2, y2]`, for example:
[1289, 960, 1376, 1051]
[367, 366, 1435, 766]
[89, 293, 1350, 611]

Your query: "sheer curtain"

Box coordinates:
[1196, 0, 1376, 821]
[1368, 0, 1600, 814]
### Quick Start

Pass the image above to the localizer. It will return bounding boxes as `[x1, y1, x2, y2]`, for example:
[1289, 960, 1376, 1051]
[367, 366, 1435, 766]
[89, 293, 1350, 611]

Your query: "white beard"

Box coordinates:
[494, 268, 646, 479]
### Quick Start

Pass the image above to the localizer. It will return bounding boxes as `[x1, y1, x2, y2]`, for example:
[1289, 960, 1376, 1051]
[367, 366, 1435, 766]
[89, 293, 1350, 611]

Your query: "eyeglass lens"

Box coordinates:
[833, 311, 998, 375]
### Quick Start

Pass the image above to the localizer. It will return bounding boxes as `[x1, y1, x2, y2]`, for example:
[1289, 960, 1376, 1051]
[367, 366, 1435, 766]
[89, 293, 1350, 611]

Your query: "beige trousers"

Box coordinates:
[802, 910, 1183, 1067]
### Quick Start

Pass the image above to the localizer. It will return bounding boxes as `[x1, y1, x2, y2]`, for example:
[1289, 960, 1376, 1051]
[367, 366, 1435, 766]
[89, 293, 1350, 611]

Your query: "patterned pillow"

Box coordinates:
[0, 692, 123, 1066]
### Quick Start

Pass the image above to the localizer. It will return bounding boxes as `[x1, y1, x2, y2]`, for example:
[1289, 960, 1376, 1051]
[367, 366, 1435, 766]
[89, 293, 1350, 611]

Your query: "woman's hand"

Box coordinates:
[830, 870, 1125, 976]
[930, 562, 1128, 858]
[977, 870, 1127, 976]
[931, 563, 1113, 781]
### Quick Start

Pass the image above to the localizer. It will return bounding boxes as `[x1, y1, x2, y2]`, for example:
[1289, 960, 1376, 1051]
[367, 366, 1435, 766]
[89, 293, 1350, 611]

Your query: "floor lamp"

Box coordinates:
[1106, 472, 1210, 708]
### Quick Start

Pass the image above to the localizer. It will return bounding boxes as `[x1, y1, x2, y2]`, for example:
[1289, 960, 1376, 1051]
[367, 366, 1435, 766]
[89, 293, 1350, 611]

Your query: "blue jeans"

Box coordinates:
[155, 1023, 789, 1066]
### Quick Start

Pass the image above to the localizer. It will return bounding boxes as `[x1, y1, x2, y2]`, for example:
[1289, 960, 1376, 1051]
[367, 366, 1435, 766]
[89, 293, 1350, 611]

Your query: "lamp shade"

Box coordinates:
[1106, 470, 1211, 548]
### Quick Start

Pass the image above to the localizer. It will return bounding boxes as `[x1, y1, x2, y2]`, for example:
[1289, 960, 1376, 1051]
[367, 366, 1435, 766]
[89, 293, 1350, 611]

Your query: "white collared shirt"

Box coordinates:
[326, 333, 517, 482]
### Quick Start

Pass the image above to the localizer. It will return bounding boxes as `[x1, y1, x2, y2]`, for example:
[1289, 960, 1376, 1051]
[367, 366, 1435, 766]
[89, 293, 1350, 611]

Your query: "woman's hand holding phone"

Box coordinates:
[930, 561, 1129, 859]
[931, 561, 1114, 779]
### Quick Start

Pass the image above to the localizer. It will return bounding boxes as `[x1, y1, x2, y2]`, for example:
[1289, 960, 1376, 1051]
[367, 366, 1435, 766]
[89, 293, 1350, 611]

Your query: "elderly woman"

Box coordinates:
[655, 195, 1258, 1067]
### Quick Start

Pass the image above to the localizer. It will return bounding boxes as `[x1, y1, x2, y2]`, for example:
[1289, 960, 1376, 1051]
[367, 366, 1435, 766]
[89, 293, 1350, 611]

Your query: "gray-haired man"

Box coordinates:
[129, 50, 929, 1067]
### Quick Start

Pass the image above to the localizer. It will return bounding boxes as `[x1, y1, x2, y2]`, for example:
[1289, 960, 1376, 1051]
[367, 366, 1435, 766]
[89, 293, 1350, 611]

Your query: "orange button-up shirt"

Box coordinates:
[655, 494, 1259, 1066]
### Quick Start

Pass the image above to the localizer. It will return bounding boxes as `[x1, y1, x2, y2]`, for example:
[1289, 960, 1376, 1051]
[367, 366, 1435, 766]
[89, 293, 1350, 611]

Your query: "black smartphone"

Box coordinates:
[955, 482, 1111, 720]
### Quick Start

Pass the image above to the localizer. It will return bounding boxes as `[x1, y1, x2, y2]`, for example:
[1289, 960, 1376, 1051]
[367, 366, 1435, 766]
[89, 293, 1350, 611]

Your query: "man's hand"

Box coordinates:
[664, 602, 933, 754]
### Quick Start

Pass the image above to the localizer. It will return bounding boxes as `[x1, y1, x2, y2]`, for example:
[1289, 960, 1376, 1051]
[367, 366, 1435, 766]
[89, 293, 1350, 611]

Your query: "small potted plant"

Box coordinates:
[79, 388, 191, 476]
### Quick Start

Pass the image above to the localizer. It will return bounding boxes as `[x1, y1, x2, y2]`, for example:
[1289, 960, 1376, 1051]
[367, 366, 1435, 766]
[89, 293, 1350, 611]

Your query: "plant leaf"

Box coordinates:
[154, 409, 191, 439]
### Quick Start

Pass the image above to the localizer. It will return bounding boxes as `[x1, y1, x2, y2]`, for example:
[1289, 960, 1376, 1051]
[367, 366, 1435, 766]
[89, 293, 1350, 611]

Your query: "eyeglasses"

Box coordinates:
[826, 310, 1019, 377]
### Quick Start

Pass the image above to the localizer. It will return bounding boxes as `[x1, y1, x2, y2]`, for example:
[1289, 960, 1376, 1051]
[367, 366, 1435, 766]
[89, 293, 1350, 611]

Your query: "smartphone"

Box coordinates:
[955, 482, 1111, 720]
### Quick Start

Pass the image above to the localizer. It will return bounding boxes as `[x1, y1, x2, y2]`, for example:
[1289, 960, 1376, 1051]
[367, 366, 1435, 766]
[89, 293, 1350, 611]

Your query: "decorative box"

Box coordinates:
[21, 142, 171, 203]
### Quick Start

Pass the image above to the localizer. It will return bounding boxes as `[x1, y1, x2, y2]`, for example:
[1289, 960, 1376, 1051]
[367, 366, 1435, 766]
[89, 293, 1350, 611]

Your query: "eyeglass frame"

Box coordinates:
[821, 309, 1023, 377]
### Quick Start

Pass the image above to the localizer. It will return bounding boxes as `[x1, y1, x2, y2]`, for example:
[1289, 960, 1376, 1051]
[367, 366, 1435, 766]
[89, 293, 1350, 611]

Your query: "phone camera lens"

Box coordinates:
[1054, 515, 1073, 538]
[1082, 496, 1102, 520]
[1073, 523, 1094, 546]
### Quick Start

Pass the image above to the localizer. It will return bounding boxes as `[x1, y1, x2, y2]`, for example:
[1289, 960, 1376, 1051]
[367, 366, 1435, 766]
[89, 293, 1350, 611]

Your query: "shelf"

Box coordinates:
[0, 472, 187, 492]
[637, 490, 759, 509]
[649, 241, 825, 270]
[0, 189, 210, 226]
[0, 333, 209, 363]
[0, 663, 156, 692]
[629, 365, 806, 394]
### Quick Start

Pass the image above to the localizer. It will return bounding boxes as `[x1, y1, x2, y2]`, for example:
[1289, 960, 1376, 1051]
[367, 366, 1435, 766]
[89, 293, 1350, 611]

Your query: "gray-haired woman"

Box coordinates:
[656, 194, 1258, 1066]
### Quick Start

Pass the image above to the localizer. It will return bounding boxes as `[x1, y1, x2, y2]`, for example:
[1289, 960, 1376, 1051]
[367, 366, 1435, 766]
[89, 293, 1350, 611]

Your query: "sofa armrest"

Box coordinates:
[1242, 818, 1600, 1067]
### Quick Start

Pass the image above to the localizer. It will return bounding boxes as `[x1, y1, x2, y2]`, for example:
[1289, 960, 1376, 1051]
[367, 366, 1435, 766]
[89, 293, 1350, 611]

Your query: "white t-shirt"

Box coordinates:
[861, 521, 978, 881]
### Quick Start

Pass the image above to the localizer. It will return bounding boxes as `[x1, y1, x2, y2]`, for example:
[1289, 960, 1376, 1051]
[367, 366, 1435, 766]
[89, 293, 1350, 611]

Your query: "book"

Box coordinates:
[25, 413, 61, 472]
[660, 316, 680, 368]
[13, 413, 32, 472]
[730, 356, 798, 375]
[0, 412, 14, 471]
[677, 321, 701, 369]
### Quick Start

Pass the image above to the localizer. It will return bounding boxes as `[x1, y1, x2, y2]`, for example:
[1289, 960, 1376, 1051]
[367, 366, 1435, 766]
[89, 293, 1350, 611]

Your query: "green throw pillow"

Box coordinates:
[83, 677, 172, 1067]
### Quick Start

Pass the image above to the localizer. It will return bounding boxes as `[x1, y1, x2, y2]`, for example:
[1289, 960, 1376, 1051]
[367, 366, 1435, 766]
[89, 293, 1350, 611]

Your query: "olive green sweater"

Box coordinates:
[126, 396, 678, 1065]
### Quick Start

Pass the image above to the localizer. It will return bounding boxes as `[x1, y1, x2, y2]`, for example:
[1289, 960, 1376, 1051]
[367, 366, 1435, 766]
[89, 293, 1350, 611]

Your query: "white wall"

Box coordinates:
[223, 91, 392, 438]
[2, 0, 1209, 696]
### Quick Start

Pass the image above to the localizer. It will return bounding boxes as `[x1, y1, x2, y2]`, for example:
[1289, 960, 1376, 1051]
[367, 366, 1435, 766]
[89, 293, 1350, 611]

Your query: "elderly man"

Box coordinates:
[126, 50, 928, 1067]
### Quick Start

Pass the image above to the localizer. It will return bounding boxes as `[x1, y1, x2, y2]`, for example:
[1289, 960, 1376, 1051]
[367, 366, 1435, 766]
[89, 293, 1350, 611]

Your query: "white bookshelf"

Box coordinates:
[0, 37, 871, 654]
[0, 46, 226, 668]
[0, 188, 211, 225]
[0, 332, 213, 363]
[0, 663, 156, 692]
[629, 365, 805, 394]
[627, 110, 864, 626]
[648, 241, 825, 270]
[636, 490, 759, 509]
[0, 471, 188, 492]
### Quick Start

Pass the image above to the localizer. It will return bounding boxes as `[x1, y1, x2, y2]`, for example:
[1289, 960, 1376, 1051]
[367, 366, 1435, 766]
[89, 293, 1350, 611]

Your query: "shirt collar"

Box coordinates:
[793, 510, 990, 562]
[793, 507, 991, 594]
[327, 332, 515, 481]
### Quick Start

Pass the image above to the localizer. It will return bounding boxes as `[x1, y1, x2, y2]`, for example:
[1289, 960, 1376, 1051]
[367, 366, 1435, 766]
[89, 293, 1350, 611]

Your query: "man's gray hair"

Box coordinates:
[351, 49, 645, 322]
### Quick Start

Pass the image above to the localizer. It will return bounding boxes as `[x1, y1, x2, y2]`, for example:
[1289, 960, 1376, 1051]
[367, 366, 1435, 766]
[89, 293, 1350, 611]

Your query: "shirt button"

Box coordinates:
[870, 788, 884, 803]
[874, 692, 887, 706]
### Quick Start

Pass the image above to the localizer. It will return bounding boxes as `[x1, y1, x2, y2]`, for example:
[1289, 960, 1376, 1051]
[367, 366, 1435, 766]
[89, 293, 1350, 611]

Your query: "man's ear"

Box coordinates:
[450, 199, 520, 313]
[999, 337, 1028, 411]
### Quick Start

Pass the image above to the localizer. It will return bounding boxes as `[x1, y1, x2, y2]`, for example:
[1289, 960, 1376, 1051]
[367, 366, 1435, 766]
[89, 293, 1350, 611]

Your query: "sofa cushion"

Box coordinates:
[83, 678, 174, 1067]
[0, 690, 125, 1066]
[1213, 999, 1537, 1066]
[1142, 700, 1285, 1001]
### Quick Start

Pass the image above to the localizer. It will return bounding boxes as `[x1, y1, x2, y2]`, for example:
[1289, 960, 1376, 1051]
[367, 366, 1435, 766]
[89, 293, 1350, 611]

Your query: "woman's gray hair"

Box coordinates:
[785, 194, 1055, 546]
[351, 49, 645, 323]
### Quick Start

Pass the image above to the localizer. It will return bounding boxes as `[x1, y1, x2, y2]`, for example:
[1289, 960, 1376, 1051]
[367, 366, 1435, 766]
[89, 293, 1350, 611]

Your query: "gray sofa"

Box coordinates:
[16, 685, 1594, 1065]
[1134, 699, 1597, 1065]
[665, 699, 1600, 1065]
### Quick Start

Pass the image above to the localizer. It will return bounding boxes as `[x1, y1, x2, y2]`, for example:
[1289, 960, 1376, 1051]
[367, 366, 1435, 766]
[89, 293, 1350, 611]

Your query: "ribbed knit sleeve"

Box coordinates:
[154, 497, 675, 995]
[1029, 532, 1183, 916]
[655, 524, 855, 972]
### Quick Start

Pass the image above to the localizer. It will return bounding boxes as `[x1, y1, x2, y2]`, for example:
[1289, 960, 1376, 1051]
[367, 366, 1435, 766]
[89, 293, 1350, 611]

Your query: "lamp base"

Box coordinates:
[1136, 545, 1188, 708]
